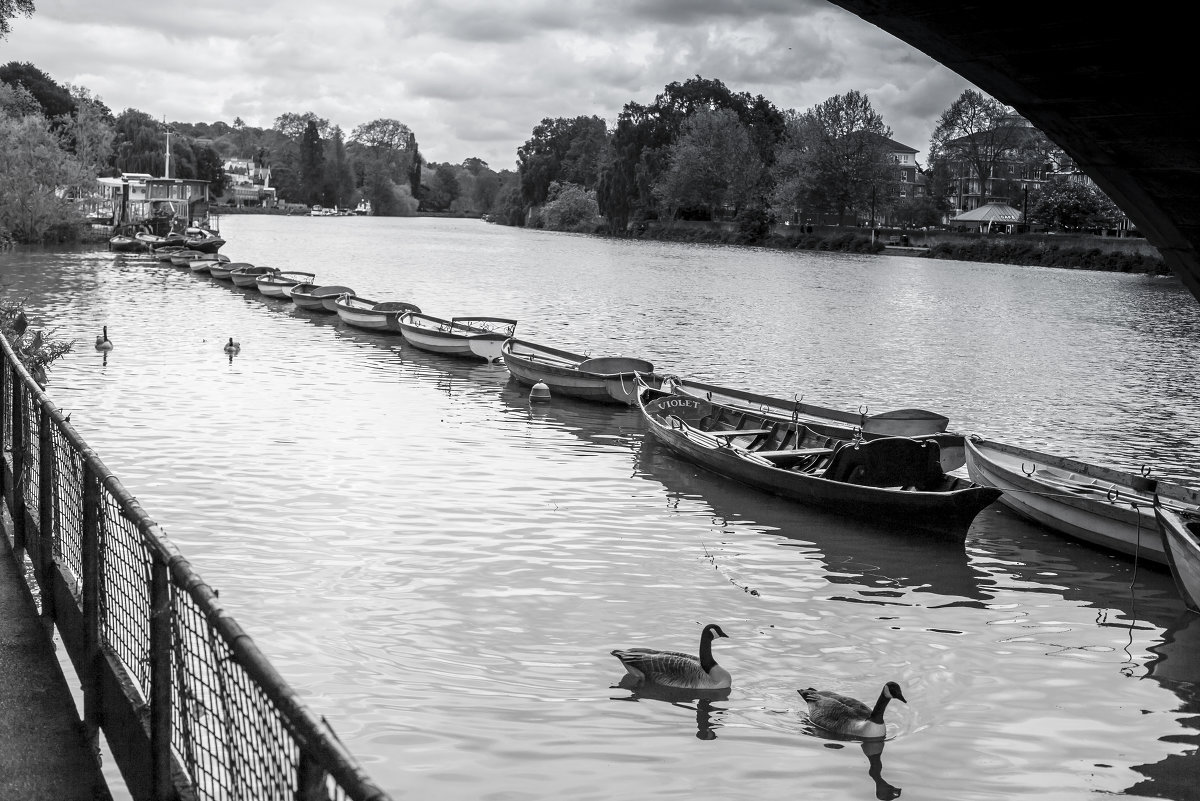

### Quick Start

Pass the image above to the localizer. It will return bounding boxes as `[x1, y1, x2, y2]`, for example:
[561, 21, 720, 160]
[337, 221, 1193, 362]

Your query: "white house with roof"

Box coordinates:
[222, 157, 277, 207]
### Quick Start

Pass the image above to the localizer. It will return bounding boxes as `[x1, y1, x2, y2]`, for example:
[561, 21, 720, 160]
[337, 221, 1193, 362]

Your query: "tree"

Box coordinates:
[516, 115, 608, 206]
[350, 118, 413, 151]
[597, 76, 784, 231]
[1028, 176, 1123, 230]
[323, 125, 355, 209]
[347, 118, 418, 215]
[110, 108, 164, 175]
[653, 108, 762, 220]
[274, 111, 331, 140]
[929, 89, 1053, 206]
[0, 80, 40, 118]
[0, 0, 34, 40]
[0, 113, 85, 242]
[298, 119, 325, 205]
[772, 91, 896, 224]
[0, 61, 75, 124]
[536, 181, 600, 232]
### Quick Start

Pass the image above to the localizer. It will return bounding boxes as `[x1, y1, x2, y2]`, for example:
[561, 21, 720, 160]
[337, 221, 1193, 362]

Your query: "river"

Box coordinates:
[2, 215, 1199, 801]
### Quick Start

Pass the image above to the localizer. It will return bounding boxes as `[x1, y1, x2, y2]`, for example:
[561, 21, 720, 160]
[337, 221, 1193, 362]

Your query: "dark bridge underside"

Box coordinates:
[828, 2, 1200, 302]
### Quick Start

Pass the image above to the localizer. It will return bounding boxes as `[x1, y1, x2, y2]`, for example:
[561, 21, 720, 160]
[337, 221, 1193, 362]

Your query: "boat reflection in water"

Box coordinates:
[637, 439, 991, 605]
[1125, 610, 1200, 797]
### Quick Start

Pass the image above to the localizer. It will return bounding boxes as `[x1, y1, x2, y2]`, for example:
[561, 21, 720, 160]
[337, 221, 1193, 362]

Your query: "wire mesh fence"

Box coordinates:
[1, 334, 390, 801]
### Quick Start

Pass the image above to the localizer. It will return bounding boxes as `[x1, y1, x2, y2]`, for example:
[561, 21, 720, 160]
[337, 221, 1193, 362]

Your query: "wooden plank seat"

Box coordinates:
[709, 429, 774, 438]
[754, 447, 835, 458]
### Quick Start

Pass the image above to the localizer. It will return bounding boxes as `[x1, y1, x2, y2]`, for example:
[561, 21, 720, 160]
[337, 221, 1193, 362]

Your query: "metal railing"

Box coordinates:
[0, 332, 391, 801]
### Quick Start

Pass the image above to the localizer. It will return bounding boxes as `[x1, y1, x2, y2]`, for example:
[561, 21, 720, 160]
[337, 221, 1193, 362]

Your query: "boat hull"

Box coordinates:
[398, 314, 516, 361]
[230, 267, 277, 287]
[291, 285, 354, 312]
[502, 339, 654, 404]
[332, 297, 421, 332]
[964, 437, 1164, 564]
[641, 392, 998, 538]
[1155, 493, 1200, 612]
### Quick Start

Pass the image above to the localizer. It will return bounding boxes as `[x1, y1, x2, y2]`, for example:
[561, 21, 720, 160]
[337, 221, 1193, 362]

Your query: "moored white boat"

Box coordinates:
[189, 254, 231, 273]
[169, 249, 206, 267]
[208, 260, 245, 280]
[330, 294, 421, 332]
[397, 313, 517, 361]
[256, 271, 316, 299]
[964, 436, 1164, 564]
[290, 284, 357, 312]
[501, 338, 654, 404]
[229, 264, 278, 287]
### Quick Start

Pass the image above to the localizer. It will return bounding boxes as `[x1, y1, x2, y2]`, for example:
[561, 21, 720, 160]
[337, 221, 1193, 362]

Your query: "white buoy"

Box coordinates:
[529, 381, 551, 403]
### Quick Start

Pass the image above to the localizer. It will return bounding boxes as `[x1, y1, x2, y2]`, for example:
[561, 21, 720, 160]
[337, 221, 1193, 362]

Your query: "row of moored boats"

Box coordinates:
[153, 247, 1200, 616]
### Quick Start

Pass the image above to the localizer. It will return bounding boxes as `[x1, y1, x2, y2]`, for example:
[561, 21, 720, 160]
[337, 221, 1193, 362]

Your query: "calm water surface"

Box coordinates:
[3, 216, 1200, 800]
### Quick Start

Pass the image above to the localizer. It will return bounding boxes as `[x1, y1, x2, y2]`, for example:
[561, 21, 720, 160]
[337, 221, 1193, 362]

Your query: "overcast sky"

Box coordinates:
[3, 0, 974, 170]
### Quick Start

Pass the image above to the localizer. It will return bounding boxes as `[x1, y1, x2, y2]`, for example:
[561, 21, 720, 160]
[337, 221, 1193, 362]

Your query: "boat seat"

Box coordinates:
[710, 429, 774, 438]
[754, 447, 835, 469]
[822, 437, 944, 489]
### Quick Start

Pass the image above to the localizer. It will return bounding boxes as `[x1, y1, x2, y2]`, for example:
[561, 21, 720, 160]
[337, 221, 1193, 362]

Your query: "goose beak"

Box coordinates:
[893, 688, 907, 704]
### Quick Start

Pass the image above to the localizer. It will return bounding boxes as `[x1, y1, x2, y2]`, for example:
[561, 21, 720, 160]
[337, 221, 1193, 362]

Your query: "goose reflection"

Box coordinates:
[809, 735, 902, 800]
[611, 674, 730, 740]
[862, 739, 902, 800]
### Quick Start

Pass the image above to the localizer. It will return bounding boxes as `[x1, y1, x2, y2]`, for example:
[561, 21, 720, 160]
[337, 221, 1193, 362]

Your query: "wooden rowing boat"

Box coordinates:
[657, 375, 964, 471]
[208, 261, 245, 280]
[964, 436, 1165, 564]
[398, 313, 517, 361]
[330, 294, 421, 332]
[188, 254, 231, 274]
[637, 385, 1000, 537]
[501, 338, 654, 404]
[1154, 482, 1200, 612]
[661, 376, 949, 436]
[229, 264, 278, 287]
[290, 284, 356, 312]
[256, 271, 316, 299]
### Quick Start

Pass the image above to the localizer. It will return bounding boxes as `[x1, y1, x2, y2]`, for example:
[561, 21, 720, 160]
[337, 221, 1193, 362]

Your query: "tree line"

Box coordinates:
[506, 77, 1127, 240]
[0, 60, 521, 243]
[0, 54, 1125, 246]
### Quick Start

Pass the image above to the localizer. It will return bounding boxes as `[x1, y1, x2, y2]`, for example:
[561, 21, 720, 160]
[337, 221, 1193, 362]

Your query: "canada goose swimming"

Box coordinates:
[95, 326, 113, 351]
[798, 681, 906, 739]
[224, 337, 241, 354]
[611, 623, 730, 689]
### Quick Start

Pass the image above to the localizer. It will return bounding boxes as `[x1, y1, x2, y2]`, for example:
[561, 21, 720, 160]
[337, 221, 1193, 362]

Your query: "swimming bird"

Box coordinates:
[223, 337, 241, 354]
[95, 326, 113, 351]
[798, 682, 907, 739]
[611, 623, 731, 689]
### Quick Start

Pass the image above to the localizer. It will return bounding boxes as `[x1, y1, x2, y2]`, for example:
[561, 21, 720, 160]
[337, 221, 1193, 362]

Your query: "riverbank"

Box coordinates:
[608, 219, 1167, 274]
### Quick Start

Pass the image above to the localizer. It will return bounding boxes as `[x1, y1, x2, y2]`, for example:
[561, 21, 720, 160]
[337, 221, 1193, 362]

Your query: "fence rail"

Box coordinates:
[0, 331, 391, 801]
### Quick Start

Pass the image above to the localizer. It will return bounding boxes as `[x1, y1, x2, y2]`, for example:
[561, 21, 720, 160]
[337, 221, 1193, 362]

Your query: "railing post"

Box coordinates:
[297, 752, 332, 801]
[37, 404, 56, 620]
[10, 366, 26, 554]
[1, 362, 9, 509]
[150, 554, 174, 800]
[81, 459, 102, 749]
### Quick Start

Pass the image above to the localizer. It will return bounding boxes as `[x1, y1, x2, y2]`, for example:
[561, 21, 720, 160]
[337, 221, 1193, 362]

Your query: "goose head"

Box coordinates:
[882, 682, 907, 705]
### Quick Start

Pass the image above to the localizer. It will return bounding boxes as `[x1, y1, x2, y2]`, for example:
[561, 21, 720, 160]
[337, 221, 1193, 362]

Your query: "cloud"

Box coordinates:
[3, 0, 972, 167]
